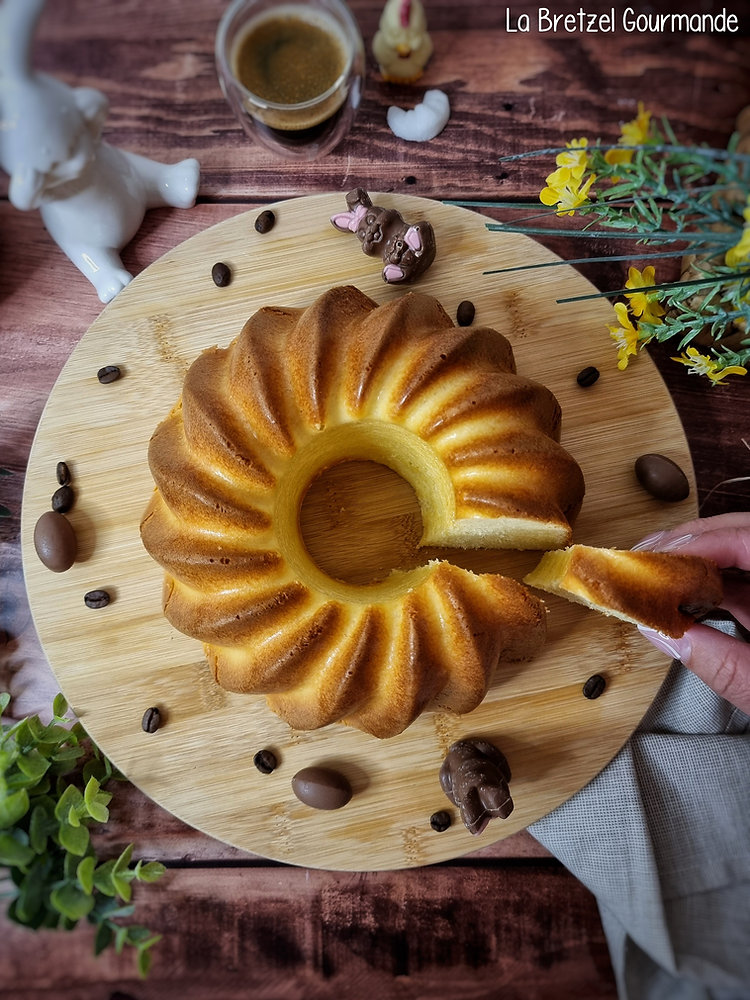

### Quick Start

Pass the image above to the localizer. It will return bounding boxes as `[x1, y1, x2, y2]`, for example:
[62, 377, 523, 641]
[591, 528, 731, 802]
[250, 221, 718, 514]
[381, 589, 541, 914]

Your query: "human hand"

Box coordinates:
[634, 512, 750, 713]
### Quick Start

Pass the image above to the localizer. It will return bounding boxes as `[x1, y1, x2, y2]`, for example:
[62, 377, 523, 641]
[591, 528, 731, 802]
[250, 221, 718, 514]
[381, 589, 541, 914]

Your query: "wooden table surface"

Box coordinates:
[1, 1, 749, 997]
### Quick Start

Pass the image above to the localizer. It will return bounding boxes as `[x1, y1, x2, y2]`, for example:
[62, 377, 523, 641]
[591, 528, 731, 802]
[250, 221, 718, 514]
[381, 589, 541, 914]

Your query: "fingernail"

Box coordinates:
[659, 533, 695, 552]
[633, 532, 694, 553]
[637, 625, 691, 662]
[632, 531, 666, 551]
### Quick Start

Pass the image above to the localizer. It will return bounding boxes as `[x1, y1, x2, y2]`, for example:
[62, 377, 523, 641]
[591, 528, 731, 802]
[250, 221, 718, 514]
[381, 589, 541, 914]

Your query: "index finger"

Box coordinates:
[663, 526, 750, 571]
[636, 513, 750, 570]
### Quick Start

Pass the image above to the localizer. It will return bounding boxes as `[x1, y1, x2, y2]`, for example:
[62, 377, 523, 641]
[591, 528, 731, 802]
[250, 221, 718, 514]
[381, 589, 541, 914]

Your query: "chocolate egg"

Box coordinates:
[635, 453, 690, 502]
[291, 766, 352, 810]
[33, 510, 77, 572]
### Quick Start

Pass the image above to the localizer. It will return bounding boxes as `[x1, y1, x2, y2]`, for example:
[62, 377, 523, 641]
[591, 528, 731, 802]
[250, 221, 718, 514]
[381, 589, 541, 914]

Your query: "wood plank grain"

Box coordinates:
[0, 865, 617, 1000]
[1, 0, 741, 201]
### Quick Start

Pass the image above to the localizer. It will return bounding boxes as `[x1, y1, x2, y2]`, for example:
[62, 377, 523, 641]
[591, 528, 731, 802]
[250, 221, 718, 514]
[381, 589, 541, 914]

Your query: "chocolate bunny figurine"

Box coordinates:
[331, 188, 436, 283]
[439, 738, 514, 836]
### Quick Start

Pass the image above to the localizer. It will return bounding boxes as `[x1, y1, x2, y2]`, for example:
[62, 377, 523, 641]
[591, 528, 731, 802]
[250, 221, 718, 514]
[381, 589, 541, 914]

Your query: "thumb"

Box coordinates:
[638, 623, 750, 714]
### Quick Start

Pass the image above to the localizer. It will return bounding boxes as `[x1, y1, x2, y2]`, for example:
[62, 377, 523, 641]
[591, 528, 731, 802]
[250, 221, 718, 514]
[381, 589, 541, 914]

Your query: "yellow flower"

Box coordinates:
[541, 165, 573, 193]
[620, 102, 652, 145]
[603, 147, 633, 167]
[625, 265, 665, 323]
[605, 101, 652, 165]
[555, 138, 589, 179]
[725, 196, 750, 267]
[671, 347, 747, 384]
[608, 302, 639, 369]
[539, 167, 596, 217]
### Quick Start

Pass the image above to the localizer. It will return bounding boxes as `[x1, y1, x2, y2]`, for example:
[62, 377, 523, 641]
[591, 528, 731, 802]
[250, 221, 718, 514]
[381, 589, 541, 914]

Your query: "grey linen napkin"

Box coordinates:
[529, 661, 750, 1000]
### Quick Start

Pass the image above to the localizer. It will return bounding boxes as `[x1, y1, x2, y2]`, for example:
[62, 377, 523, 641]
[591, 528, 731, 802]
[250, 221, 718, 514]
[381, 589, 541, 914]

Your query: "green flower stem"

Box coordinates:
[496, 143, 750, 163]
[449, 184, 743, 212]
[483, 248, 714, 275]
[484, 224, 733, 243]
[556, 269, 750, 305]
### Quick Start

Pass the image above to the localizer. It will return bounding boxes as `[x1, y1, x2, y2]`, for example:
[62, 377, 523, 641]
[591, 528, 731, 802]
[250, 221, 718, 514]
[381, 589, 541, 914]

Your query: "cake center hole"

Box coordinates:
[299, 460, 424, 585]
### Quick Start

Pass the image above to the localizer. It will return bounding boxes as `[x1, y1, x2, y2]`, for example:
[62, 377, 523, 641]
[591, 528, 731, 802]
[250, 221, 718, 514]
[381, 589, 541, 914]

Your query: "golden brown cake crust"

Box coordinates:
[524, 545, 723, 638]
[141, 285, 585, 738]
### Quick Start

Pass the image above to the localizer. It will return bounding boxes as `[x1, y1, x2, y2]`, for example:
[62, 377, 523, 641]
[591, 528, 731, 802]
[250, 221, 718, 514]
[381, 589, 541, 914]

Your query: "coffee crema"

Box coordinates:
[233, 12, 347, 106]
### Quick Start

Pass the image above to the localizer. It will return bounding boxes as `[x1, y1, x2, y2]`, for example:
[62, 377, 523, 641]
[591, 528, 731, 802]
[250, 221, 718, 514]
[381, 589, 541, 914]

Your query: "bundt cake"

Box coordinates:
[140, 285, 585, 738]
[524, 545, 723, 638]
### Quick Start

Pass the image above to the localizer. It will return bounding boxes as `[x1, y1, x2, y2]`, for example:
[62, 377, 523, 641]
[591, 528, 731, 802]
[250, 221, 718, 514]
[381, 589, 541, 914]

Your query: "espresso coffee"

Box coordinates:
[216, 0, 364, 159]
[232, 11, 347, 108]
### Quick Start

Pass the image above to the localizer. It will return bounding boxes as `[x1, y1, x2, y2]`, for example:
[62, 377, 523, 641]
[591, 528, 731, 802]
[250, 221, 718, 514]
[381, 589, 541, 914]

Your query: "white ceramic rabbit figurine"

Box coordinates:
[0, 0, 200, 303]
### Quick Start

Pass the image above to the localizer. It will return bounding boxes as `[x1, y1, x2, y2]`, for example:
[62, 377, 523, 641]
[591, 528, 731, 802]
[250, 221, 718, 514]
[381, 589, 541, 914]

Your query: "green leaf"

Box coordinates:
[136, 937, 161, 978]
[24, 716, 48, 744]
[114, 924, 129, 953]
[0, 693, 10, 714]
[14, 856, 52, 924]
[52, 694, 68, 720]
[0, 786, 30, 826]
[134, 860, 166, 883]
[63, 848, 80, 881]
[137, 948, 154, 978]
[76, 855, 96, 895]
[92, 859, 117, 897]
[29, 803, 55, 854]
[93, 900, 135, 921]
[58, 819, 90, 856]
[82, 757, 108, 785]
[38, 721, 70, 746]
[0, 830, 35, 867]
[93, 921, 114, 956]
[112, 843, 134, 874]
[112, 873, 133, 903]
[6, 897, 37, 929]
[83, 777, 110, 823]
[14, 880, 44, 925]
[54, 784, 84, 824]
[51, 745, 85, 764]
[50, 881, 95, 921]
[16, 749, 51, 783]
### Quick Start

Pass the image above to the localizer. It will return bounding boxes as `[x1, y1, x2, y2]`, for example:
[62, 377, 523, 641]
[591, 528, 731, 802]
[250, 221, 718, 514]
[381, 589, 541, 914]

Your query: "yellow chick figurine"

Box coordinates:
[373, 0, 433, 83]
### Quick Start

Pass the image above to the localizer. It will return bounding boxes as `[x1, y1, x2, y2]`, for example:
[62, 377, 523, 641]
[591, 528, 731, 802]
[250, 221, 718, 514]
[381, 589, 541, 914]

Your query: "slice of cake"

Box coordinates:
[524, 545, 723, 638]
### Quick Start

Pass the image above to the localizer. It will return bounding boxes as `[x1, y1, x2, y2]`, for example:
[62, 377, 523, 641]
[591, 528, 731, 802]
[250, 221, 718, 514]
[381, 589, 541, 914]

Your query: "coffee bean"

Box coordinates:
[211, 261, 232, 287]
[33, 511, 77, 572]
[97, 365, 121, 384]
[456, 300, 475, 326]
[141, 707, 161, 733]
[583, 674, 606, 699]
[56, 461, 71, 486]
[430, 810, 452, 832]
[254, 210, 276, 234]
[253, 749, 278, 774]
[291, 766, 352, 810]
[84, 589, 111, 609]
[51, 484, 74, 513]
[576, 365, 600, 387]
[634, 453, 690, 502]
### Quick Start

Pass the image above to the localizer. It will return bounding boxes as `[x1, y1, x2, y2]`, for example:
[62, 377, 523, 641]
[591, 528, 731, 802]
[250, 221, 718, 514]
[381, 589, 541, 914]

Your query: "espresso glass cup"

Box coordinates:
[215, 0, 365, 160]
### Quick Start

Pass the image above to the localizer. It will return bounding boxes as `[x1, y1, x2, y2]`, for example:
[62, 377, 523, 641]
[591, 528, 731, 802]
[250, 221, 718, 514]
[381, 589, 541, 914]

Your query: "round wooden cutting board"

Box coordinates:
[21, 193, 697, 871]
